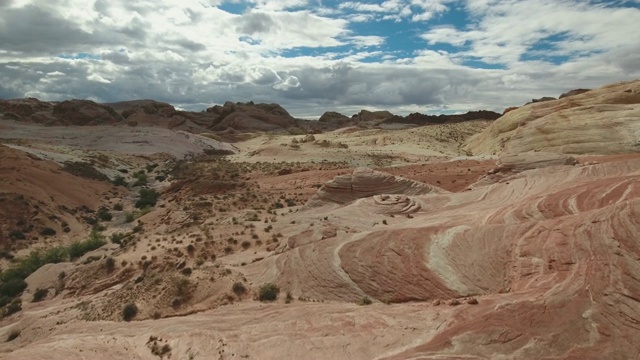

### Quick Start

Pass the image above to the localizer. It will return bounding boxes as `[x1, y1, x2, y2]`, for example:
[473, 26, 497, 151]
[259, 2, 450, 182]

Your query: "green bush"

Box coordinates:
[68, 231, 106, 260]
[135, 188, 160, 209]
[133, 172, 148, 187]
[122, 303, 138, 321]
[0, 279, 27, 298]
[97, 208, 113, 221]
[112, 176, 127, 187]
[113, 203, 123, 211]
[32, 288, 49, 302]
[110, 232, 126, 244]
[258, 283, 280, 302]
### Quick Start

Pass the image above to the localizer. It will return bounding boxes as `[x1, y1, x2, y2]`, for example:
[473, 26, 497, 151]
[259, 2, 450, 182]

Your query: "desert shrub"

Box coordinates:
[357, 296, 373, 306]
[8, 230, 25, 240]
[32, 288, 49, 302]
[3, 299, 22, 317]
[40, 227, 56, 236]
[110, 232, 126, 244]
[97, 208, 113, 221]
[6, 328, 20, 342]
[155, 175, 166, 182]
[232, 282, 247, 296]
[42, 246, 68, 264]
[135, 188, 160, 209]
[133, 171, 148, 187]
[113, 203, 123, 211]
[122, 303, 138, 321]
[68, 231, 107, 260]
[258, 283, 280, 302]
[285, 291, 293, 304]
[241, 240, 251, 250]
[0, 279, 27, 298]
[105, 257, 116, 272]
[112, 176, 127, 187]
[124, 212, 135, 223]
[146, 163, 158, 173]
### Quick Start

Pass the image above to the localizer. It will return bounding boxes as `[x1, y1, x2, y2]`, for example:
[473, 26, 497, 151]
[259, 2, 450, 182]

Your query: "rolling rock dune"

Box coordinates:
[464, 79, 640, 155]
[2, 79, 640, 360]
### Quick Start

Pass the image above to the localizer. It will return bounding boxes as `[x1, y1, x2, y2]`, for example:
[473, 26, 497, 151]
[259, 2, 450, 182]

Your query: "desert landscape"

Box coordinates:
[0, 79, 640, 360]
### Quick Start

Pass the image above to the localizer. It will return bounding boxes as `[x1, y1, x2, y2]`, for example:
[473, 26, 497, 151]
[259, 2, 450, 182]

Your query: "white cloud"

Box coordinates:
[0, 0, 639, 118]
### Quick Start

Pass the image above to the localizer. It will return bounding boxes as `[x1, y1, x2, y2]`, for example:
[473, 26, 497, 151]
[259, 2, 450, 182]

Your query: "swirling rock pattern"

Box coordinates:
[307, 167, 446, 207]
[243, 156, 640, 359]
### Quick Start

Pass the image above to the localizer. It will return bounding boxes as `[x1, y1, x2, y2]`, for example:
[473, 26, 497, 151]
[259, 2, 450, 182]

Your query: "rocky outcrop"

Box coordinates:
[0, 98, 53, 119]
[307, 168, 446, 207]
[355, 109, 394, 123]
[464, 79, 640, 155]
[525, 96, 556, 105]
[318, 111, 350, 123]
[559, 88, 590, 98]
[385, 110, 501, 126]
[206, 101, 297, 132]
[50, 100, 123, 126]
[496, 152, 577, 172]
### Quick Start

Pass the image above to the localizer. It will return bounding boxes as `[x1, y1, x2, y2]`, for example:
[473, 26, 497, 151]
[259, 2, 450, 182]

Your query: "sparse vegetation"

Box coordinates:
[8, 230, 25, 240]
[68, 230, 107, 260]
[97, 207, 113, 221]
[122, 303, 138, 321]
[112, 175, 127, 187]
[232, 282, 247, 296]
[357, 296, 373, 306]
[32, 288, 49, 302]
[105, 257, 116, 272]
[258, 283, 280, 302]
[136, 188, 160, 209]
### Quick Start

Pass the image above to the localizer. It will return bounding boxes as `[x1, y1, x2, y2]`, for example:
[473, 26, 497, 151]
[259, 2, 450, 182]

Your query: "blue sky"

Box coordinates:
[1, 0, 639, 117]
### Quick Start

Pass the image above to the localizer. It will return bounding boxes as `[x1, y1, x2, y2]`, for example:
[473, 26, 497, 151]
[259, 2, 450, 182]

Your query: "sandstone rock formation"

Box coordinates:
[241, 154, 640, 359]
[559, 88, 590, 98]
[307, 168, 445, 207]
[464, 79, 640, 155]
[496, 152, 578, 172]
[206, 101, 297, 132]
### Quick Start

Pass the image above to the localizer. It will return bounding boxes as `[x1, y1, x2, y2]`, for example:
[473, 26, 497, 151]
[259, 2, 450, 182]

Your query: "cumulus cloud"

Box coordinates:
[0, 0, 639, 118]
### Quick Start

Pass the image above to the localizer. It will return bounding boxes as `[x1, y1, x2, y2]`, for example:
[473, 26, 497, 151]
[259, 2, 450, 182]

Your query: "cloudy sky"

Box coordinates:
[1, 0, 639, 118]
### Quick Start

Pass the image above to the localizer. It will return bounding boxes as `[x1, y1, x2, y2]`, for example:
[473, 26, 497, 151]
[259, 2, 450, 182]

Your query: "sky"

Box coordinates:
[0, 0, 639, 118]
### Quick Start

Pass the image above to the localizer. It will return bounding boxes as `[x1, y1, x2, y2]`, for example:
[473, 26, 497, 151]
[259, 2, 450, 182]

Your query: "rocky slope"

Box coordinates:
[464, 80, 640, 155]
